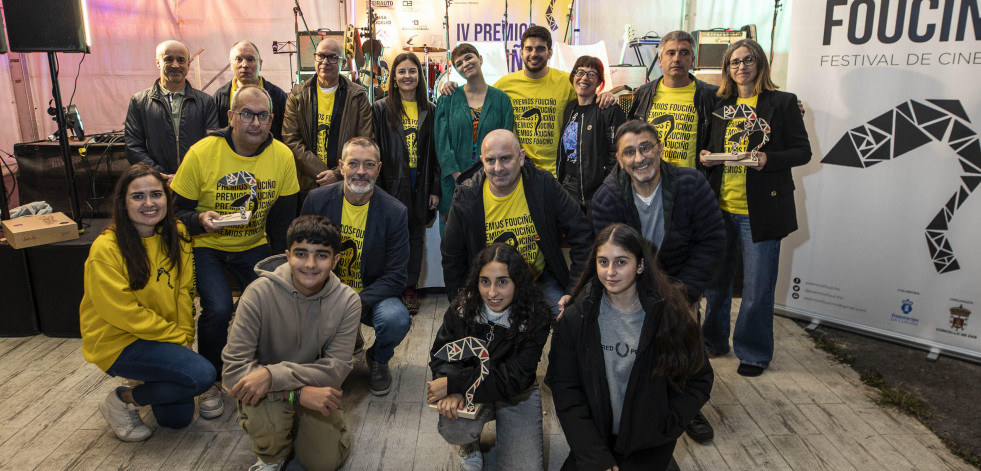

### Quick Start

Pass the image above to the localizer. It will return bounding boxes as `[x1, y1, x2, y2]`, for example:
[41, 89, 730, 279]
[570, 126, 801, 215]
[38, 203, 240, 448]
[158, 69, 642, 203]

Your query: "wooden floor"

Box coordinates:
[0, 295, 972, 471]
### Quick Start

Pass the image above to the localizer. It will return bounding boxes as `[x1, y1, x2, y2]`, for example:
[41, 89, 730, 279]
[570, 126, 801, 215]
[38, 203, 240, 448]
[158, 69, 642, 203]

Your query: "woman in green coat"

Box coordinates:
[434, 43, 514, 222]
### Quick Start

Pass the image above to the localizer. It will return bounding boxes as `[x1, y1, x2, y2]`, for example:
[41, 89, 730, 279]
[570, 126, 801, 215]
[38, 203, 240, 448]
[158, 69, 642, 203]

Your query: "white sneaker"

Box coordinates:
[459, 442, 483, 471]
[99, 389, 152, 442]
[198, 383, 224, 419]
[248, 457, 284, 471]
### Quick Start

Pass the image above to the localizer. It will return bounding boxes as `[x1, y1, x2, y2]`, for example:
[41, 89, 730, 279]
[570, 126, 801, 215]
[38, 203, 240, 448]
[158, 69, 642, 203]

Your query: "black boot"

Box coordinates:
[683, 410, 714, 443]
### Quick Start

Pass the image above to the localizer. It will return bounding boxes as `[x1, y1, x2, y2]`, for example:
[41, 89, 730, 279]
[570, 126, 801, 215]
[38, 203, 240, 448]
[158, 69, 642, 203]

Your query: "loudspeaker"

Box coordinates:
[692, 29, 747, 70]
[27, 219, 107, 337]
[0, 243, 39, 336]
[1, 0, 90, 53]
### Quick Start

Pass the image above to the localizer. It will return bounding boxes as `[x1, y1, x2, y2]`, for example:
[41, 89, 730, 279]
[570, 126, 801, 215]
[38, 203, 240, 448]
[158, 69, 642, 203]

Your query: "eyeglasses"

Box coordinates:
[574, 69, 599, 80]
[315, 53, 341, 64]
[728, 56, 756, 69]
[344, 160, 378, 171]
[235, 110, 273, 124]
[620, 142, 659, 159]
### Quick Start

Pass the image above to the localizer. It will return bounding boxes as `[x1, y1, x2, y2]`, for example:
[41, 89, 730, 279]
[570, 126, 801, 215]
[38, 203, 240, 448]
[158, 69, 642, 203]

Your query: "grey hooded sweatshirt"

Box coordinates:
[222, 254, 361, 400]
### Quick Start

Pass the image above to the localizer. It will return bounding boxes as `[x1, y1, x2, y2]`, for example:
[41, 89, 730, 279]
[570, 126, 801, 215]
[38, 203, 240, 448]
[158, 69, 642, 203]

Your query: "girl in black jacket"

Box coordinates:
[547, 223, 713, 471]
[428, 243, 552, 470]
[372, 52, 441, 312]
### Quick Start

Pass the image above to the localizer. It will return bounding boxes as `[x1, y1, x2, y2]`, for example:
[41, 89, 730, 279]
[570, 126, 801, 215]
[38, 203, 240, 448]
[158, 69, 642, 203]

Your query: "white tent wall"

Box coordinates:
[0, 0, 794, 158]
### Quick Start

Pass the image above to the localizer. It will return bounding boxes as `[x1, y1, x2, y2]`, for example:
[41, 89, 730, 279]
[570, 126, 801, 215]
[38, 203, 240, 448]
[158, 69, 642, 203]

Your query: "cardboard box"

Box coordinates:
[1, 212, 79, 249]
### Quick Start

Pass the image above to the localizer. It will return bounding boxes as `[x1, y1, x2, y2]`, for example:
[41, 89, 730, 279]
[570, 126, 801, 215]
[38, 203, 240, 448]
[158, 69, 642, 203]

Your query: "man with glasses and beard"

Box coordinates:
[125, 40, 218, 183]
[171, 85, 300, 422]
[301, 137, 411, 397]
[284, 38, 373, 201]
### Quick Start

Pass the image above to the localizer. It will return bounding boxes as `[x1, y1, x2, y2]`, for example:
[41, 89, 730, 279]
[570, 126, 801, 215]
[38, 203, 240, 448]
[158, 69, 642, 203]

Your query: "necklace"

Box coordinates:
[603, 292, 641, 313]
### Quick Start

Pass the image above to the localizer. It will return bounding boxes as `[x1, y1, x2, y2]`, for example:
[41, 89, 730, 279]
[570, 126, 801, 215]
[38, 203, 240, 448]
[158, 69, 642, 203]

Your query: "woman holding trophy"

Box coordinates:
[698, 38, 812, 377]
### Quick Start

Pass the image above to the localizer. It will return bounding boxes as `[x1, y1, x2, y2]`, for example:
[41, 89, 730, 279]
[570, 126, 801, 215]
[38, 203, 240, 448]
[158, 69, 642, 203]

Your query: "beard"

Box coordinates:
[346, 176, 376, 195]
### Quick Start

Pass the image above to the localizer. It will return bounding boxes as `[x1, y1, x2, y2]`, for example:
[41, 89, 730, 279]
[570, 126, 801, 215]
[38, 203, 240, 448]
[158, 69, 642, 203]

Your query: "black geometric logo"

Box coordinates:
[822, 99, 980, 273]
[545, 0, 558, 31]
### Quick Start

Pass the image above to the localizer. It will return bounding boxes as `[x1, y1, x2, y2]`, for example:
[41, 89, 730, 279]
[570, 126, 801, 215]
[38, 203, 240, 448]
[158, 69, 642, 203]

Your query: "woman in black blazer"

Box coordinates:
[698, 39, 811, 377]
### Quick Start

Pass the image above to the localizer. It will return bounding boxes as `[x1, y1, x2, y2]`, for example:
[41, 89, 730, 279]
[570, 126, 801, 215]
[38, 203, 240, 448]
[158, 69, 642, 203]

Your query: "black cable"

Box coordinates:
[68, 54, 86, 107]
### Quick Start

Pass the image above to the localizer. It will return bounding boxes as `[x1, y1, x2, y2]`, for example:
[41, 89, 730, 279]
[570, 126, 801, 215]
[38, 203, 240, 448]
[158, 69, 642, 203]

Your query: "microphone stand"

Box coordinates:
[294, 0, 318, 51]
[770, 0, 783, 66]
[502, 0, 510, 63]
[444, 0, 452, 64]
[563, 0, 575, 44]
[366, 0, 377, 103]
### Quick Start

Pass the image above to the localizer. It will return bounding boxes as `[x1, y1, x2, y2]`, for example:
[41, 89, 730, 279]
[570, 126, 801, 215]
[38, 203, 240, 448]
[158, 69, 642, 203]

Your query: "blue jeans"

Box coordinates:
[194, 244, 271, 376]
[364, 297, 411, 363]
[106, 339, 216, 428]
[702, 212, 781, 368]
[437, 383, 544, 470]
[537, 269, 566, 319]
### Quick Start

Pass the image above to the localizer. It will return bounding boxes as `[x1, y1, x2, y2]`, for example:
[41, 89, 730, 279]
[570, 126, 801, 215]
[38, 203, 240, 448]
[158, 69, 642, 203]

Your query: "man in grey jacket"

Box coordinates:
[222, 215, 360, 471]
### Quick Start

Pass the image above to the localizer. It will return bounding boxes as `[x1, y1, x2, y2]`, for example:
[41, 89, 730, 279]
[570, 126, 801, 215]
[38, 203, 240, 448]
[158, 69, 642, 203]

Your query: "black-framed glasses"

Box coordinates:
[315, 53, 340, 64]
[621, 142, 659, 158]
[729, 56, 756, 69]
[235, 110, 273, 124]
[574, 69, 599, 80]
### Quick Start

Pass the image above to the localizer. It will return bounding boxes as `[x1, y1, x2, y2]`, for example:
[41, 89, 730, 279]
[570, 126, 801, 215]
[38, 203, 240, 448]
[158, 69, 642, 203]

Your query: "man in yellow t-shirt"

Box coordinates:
[441, 129, 593, 316]
[283, 39, 373, 196]
[300, 137, 410, 397]
[172, 85, 300, 418]
[628, 30, 719, 169]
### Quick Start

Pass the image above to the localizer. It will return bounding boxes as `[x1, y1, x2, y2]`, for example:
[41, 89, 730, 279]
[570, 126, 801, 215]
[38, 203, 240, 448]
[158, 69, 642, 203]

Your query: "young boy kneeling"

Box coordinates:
[222, 215, 361, 471]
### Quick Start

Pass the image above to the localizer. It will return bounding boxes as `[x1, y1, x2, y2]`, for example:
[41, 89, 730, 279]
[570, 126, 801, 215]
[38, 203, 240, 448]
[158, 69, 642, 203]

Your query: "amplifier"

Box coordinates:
[692, 29, 747, 69]
[297, 30, 346, 71]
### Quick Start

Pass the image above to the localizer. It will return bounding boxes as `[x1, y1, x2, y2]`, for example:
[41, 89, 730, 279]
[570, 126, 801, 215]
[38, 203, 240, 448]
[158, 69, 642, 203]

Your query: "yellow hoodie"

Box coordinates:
[79, 226, 195, 371]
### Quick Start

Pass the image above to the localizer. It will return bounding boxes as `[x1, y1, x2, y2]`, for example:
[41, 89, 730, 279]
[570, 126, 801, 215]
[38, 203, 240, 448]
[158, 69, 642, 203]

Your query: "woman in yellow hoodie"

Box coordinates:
[80, 163, 216, 442]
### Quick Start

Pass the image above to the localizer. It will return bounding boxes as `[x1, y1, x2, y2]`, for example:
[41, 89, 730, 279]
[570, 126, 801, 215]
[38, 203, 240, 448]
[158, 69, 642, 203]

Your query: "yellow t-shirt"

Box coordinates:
[79, 226, 195, 371]
[171, 136, 301, 251]
[718, 95, 759, 215]
[317, 85, 337, 166]
[646, 81, 698, 168]
[402, 100, 419, 169]
[338, 198, 369, 292]
[494, 69, 577, 176]
[483, 176, 546, 279]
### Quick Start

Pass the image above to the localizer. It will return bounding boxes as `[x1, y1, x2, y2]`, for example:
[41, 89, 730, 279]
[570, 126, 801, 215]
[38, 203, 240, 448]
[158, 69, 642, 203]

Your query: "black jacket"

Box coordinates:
[441, 160, 594, 301]
[299, 183, 408, 316]
[546, 280, 714, 471]
[213, 78, 289, 140]
[429, 305, 550, 403]
[590, 162, 725, 302]
[124, 79, 219, 174]
[372, 98, 441, 226]
[556, 97, 627, 207]
[704, 90, 811, 242]
[627, 74, 718, 165]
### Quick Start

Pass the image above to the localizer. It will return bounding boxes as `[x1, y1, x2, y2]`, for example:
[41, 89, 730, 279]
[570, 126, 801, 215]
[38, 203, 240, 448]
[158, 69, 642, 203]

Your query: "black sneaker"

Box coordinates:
[684, 410, 714, 443]
[737, 363, 765, 377]
[366, 348, 392, 396]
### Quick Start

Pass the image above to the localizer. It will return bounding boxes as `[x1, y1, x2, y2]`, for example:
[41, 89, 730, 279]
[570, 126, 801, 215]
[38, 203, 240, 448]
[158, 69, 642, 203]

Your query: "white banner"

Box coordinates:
[780, 0, 981, 359]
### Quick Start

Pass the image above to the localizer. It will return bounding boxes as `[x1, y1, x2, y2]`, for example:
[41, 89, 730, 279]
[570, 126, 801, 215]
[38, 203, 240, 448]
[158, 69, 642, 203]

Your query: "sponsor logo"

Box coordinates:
[889, 299, 920, 326]
[936, 304, 977, 339]
[370, 0, 393, 6]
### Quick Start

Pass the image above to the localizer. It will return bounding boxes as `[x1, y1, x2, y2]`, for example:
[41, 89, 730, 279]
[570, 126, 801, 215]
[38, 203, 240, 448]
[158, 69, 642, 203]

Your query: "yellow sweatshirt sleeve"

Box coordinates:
[176, 242, 196, 346]
[83, 239, 189, 346]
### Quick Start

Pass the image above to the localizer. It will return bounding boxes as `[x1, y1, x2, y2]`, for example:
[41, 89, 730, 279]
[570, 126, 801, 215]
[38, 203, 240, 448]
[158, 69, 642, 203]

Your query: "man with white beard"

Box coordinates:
[300, 137, 410, 397]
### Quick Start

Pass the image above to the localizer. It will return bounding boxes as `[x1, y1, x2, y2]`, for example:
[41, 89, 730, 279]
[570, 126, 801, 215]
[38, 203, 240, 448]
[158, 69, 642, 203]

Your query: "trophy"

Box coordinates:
[428, 336, 489, 419]
[703, 103, 771, 166]
[211, 171, 255, 228]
